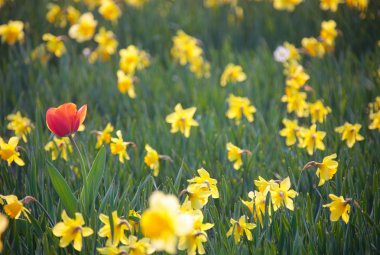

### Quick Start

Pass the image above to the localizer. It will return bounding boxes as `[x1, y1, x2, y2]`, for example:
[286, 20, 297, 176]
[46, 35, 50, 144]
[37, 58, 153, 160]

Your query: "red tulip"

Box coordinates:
[46, 103, 87, 137]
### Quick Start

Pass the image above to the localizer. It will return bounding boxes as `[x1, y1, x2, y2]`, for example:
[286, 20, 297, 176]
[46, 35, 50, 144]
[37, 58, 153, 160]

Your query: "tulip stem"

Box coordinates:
[69, 135, 88, 210]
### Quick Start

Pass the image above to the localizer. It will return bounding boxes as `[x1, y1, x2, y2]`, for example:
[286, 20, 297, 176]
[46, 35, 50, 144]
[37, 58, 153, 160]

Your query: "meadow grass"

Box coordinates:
[0, 0, 380, 254]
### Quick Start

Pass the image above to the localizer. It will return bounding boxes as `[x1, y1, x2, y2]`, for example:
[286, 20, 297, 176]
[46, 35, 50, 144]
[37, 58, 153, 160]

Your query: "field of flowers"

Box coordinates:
[1, 0, 380, 254]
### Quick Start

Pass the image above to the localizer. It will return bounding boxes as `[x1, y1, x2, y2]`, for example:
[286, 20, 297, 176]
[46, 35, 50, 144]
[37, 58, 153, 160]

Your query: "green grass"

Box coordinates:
[1, 0, 380, 254]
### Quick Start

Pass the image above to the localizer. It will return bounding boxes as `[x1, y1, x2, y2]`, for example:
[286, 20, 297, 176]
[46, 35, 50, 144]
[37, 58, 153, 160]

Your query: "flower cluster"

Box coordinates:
[171, 30, 210, 78]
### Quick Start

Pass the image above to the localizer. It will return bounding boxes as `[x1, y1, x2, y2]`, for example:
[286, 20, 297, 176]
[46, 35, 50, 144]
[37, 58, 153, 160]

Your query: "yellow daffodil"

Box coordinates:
[178, 210, 214, 255]
[117, 70, 136, 98]
[279, 118, 300, 146]
[0, 20, 24, 45]
[298, 124, 326, 155]
[119, 45, 150, 75]
[46, 4, 61, 24]
[110, 130, 134, 163]
[220, 64, 247, 87]
[0, 137, 25, 166]
[186, 184, 212, 210]
[281, 88, 309, 117]
[270, 177, 298, 211]
[140, 191, 194, 254]
[309, 100, 331, 124]
[226, 215, 256, 244]
[128, 210, 141, 234]
[126, 235, 155, 255]
[189, 57, 211, 79]
[316, 153, 338, 186]
[44, 137, 72, 161]
[99, 0, 121, 22]
[320, 0, 343, 12]
[285, 63, 310, 89]
[0, 213, 8, 252]
[94, 123, 114, 149]
[187, 168, 219, 199]
[42, 33, 66, 57]
[346, 0, 368, 12]
[91, 27, 118, 62]
[66, 6, 81, 25]
[369, 111, 380, 131]
[283, 42, 301, 62]
[98, 211, 131, 245]
[226, 94, 257, 125]
[273, 0, 303, 11]
[335, 122, 364, 148]
[226, 142, 251, 170]
[144, 144, 160, 176]
[126, 0, 150, 9]
[165, 104, 199, 138]
[52, 210, 93, 251]
[6, 111, 33, 143]
[254, 176, 276, 193]
[171, 30, 203, 66]
[301, 37, 325, 58]
[0, 195, 31, 221]
[242, 190, 271, 226]
[323, 194, 351, 223]
[68, 12, 97, 42]
[320, 20, 338, 51]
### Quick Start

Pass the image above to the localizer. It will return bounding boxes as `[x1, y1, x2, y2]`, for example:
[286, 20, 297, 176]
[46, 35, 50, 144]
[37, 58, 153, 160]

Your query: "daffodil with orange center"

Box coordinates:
[52, 210, 93, 251]
[0, 195, 31, 222]
[0, 20, 24, 45]
[0, 137, 24, 166]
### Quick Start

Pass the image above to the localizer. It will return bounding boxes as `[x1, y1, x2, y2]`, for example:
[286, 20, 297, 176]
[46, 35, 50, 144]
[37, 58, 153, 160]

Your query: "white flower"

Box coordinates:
[274, 46, 290, 63]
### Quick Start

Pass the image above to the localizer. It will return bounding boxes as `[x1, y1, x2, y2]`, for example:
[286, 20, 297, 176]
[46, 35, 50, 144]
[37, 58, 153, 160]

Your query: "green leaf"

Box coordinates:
[80, 146, 106, 212]
[47, 161, 78, 216]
